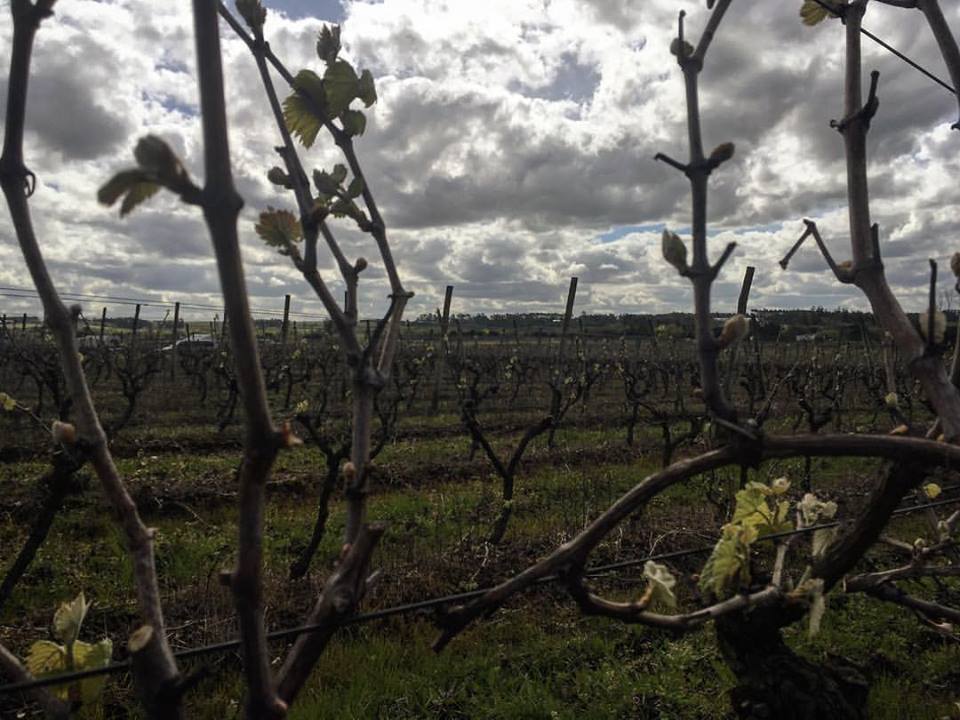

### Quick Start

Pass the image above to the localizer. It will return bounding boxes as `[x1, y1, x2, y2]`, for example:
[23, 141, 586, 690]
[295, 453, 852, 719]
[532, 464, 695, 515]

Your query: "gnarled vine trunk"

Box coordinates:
[716, 606, 868, 720]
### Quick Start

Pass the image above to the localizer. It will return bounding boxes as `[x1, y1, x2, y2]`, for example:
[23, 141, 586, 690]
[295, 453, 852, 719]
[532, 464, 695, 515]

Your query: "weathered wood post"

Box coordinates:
[430, 285, 454, 413]
[171, 301, 181, 380]
[548, 276, 578, 447]
[281, 293, 291, 347]
[131, 303, 141, 339]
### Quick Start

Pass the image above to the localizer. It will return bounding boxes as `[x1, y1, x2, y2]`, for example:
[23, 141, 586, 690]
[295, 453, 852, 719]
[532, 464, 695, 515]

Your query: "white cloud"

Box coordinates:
[1, 0, 959, 323]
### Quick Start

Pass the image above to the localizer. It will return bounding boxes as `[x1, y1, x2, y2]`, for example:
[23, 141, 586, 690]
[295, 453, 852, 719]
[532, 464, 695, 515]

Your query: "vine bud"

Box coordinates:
[354, 257, 368, 273]
[669, 38, 694, 58]
[133, 135, 180, 183]
[661, 230, 688, 274]
[951, 252, 960, 279]
[343, 461, 357, 481]
[919, 310, 947, 344]
[51, 420, 77, 445]
[280, 421, 303, 447]
[236, 0, 267, 29]
[267, 166, 292, 188]
[718, 314, 749, 348]
[708, 142, 735, 164]
[128, 625, 155, 654]
[884, 392, 898, 409]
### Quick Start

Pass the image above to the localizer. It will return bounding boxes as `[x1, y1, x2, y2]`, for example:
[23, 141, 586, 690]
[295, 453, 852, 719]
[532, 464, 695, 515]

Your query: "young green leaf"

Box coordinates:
[347, 175, 364, 198]
[255, 208, 302, 252]
[97, 169, 152, 206]
[53, 592, 90, 647]
[323, 60, 360, 118]
[26, 593, 113, 704]
[643, 560, 677, 610]
[326, 163, 346, 186]
[119, 180, 161, 217]
[316, 24, 341, 64]
[313, 169, 341, 197]
[341, 108, 367, 136]
[732, 484, 768, 525]
[26, 640, 67, 680]
[98, 169, 161, 217]
[797, 493, 838, 527]
[698, 523, 756, 598]
[283, 70, 327, 147]
[72, 638, 113, 703]
[800, 0, 843, 26]
[330, 197, 367, 226]
[283, 94, 321, 148]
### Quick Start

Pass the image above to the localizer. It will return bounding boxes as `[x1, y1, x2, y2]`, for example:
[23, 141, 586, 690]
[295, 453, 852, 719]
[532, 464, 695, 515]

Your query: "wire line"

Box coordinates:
[2, 493, 958, 697]
[810, 0, 956, 95]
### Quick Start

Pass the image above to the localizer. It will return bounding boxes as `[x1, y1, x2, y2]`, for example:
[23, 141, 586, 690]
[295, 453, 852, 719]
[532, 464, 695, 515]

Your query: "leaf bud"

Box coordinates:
[354, 257, 368, 273]
[133, 135, 179, 181]
[343, 461, 357, 481]
[951, 252, 960, 279]
[51, 420, 77, 445]
[708, 142, 735, 164]
[718, 314, 750, 348]
[236, 0, 267, 29]
[884, 392, 899, 409]
[661, 230, 688, 274]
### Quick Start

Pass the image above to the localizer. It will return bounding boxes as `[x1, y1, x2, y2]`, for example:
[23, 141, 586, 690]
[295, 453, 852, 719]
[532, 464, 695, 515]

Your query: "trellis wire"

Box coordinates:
[809, 0, 957, 95]
[2, 493, 958, 697]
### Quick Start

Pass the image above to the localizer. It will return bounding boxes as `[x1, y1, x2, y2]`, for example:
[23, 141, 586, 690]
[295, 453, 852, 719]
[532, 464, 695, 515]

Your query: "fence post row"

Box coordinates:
[430, 285, 454, 413]
[281, 294, 291, 347]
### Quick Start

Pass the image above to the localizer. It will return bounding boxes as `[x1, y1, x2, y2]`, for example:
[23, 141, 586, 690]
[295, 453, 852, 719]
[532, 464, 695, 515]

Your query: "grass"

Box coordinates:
[2, 401, 960, 718]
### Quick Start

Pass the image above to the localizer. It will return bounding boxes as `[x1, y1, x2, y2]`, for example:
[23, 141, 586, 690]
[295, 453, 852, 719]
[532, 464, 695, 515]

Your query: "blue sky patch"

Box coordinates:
[596, 223, 665, 243]
[270, 0, 344, 22]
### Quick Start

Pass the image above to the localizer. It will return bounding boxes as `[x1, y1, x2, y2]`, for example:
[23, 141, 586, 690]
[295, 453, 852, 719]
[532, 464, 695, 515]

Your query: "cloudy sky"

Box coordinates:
[1, 0, 959, 321]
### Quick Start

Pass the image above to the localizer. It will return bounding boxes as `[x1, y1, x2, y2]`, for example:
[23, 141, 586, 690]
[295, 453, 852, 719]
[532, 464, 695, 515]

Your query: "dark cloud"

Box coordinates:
[2, 0, 959, 319]
[1, 33, 133, 160]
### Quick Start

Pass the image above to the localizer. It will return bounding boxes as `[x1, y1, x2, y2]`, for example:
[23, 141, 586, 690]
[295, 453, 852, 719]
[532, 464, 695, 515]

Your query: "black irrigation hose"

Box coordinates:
[2, 493, 959, 697]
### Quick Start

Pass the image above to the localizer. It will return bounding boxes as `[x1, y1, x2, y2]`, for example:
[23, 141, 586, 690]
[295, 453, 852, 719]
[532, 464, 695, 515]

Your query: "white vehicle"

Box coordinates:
[160, 334, 218, 353]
